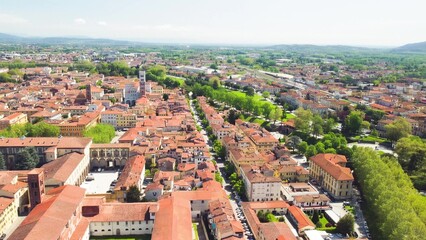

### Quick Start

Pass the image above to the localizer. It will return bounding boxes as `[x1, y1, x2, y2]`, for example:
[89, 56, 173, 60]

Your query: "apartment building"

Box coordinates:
[113, 155, 145, 202]
[228, 148, 265, 170]
[0, 137, 92, 169]
[240, 165, 281, 202]
[54, 111, 99, 137]
[0, 112, 27, 130]
[309, 154, 354, 200]
[0, 197, 17, 236]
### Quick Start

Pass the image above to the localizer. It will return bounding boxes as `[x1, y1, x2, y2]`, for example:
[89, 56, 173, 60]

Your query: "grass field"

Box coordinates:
[351, 135, 387, 143]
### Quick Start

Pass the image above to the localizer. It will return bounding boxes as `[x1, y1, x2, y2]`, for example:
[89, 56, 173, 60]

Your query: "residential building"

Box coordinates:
[113, 155, 145, 202]
[0, 112, 28, 130]
[309, 154, 354, 200]
[0, 137, 92, 169]
[0, 197, 17, 237]
[240, 165, 281, 202]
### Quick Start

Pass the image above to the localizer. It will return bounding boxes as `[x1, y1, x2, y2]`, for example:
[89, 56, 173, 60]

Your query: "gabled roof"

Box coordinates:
[9, 185, 86, 240]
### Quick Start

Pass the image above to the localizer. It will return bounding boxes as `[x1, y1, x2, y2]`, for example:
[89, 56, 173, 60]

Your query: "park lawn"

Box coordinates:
[193, 223, 199, 240]
[344, 205, 355, 215]
[351, 135, 387, 143]
[239, 114, 269, 127]
[316, 216, 336, 232]
[282, 113, 295, 121]
[226, 89, 263, 101]
[90, 235, 151, 240]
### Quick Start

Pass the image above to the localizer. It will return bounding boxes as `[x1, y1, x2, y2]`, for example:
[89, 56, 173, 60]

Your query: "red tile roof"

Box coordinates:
[9, 185, 86, 240]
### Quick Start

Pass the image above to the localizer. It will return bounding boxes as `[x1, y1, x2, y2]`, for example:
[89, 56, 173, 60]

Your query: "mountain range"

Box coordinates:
[0, 32, 425, 53]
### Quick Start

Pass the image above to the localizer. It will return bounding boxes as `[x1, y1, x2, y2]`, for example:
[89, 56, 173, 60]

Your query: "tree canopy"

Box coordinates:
[352, 147, 426, 240]
[0, 122, 60, 138]
[83, 123, 115, 143]
[15, 147, 39, 170]
[126, 185, 141, 202]
[385, 117, 412, 143]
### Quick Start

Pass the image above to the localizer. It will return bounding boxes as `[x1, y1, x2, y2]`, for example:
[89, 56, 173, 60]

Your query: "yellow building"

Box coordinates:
[309, 154, 353, 200]
[55, 112, 99, 137]
[117, 113, 137, 129]
[0, 197, 18, 236]
[0, 113, 28, 130]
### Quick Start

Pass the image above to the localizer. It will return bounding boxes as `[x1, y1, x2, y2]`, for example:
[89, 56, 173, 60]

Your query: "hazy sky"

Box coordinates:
[0, 0, 425, 46]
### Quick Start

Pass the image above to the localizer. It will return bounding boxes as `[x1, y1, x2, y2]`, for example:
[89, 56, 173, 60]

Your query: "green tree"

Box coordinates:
[323, 118, 337, 133]
[126, 185, 141, 202]
[163, 93, 169, 101]
[244, 86, 255, 96]
[209, 76, 221, 89]
[83, 124, 116, 143]
[297, 141, 308, 155]
[215, 172, 224, 185]
[312, 115, 324, 137]
[15, 147, 39, 170]
[0, 153, 5, 170]
[336, 214, 355, 235]
[385, 117, 412, 143]
[294, 108, 313, 135]
[268, 107, 282, 123]
[29, 122, 60, 137]
[344, 110, 364, 135]
[262, 91, 270, 99]
[395, 136, 426, 172]
[305, 145, 318, 159]
[312, 210, 320, 224]
[287, 136, 302, 153]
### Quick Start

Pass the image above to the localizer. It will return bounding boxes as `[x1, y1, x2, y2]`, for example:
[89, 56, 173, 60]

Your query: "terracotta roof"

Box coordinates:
[0, 137, 92, 149]
[258, 222, 297, 240]
[42, 152, 85, 183]
[9, 185, 86, 240]
[288, 205, 315, 230]
[310, 154, 353, 181]
[114, 155, 145, 190]
[85, 202, 157, 222]
[0, 197, 14, 214]
[152, 197, 193, 240]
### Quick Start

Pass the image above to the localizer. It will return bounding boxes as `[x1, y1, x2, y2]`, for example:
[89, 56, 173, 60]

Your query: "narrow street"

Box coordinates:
[189, 98, 252, 239]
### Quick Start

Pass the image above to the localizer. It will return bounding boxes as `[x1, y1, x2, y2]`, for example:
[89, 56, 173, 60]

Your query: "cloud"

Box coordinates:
[97, 21, 107, 26]
[74, 18, 86, 25]
[0, 13, 28, 24]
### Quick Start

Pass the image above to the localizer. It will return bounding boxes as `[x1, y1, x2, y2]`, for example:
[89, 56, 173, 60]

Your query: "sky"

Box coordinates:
[0, 0, 425, 46]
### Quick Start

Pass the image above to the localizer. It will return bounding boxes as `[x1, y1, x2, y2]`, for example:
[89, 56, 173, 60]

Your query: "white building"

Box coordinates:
[240, 165, 281, 202]
[124, 82, 140, 106]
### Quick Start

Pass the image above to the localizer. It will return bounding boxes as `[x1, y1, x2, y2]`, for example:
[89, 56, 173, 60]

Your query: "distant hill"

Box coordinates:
[0, 32, 146, 46]
[393, 41, 426, 53]
[267, 44, 381, 54]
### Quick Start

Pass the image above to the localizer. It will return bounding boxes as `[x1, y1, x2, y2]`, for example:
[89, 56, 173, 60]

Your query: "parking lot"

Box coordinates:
[80, 170, 119, 194]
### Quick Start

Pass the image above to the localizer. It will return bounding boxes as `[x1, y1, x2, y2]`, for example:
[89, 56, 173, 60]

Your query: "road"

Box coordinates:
[110, 130, 125, 144]
[189, 98, 253, 239]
